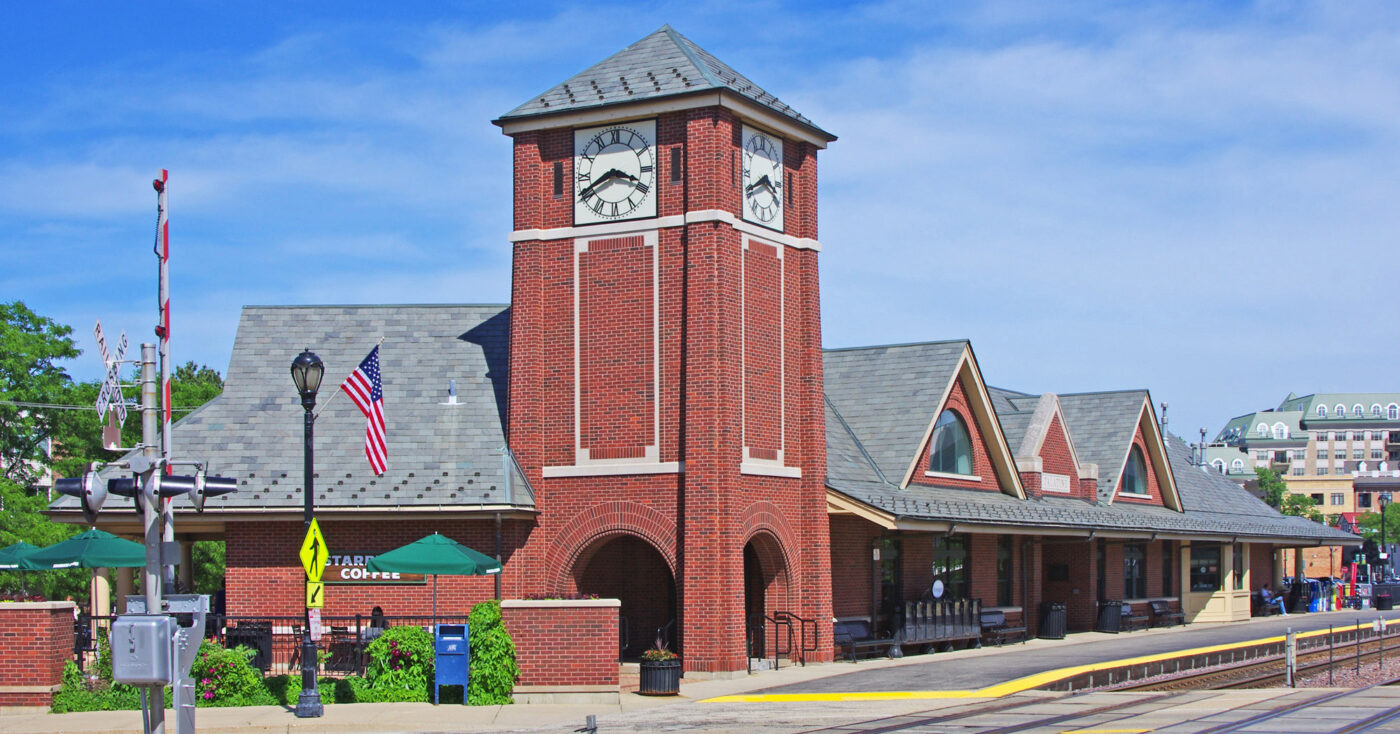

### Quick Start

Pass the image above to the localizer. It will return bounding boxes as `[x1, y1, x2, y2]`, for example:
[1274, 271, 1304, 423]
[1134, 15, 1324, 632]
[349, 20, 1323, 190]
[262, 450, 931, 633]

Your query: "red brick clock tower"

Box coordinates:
[494, 26, 836, 672]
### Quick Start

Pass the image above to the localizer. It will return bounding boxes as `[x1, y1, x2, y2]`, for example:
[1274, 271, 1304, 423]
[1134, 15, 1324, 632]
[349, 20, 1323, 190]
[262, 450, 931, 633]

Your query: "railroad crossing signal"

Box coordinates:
[93, 321, 129, 425]
[306, 581, 325, 609]
[299, 518, 328, 582]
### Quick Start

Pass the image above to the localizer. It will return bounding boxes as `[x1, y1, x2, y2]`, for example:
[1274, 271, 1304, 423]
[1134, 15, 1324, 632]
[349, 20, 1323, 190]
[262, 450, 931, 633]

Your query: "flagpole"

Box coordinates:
[312, 338, 384, 419]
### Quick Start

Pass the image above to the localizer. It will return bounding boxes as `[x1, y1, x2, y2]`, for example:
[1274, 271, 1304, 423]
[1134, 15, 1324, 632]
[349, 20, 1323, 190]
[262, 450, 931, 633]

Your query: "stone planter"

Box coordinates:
[638, 659, 681, 696]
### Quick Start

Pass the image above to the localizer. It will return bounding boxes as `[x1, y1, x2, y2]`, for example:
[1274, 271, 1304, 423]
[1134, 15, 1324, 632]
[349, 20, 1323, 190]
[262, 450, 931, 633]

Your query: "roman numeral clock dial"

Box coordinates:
[573, 120, 657, 225]
[742, 125, 784, 231]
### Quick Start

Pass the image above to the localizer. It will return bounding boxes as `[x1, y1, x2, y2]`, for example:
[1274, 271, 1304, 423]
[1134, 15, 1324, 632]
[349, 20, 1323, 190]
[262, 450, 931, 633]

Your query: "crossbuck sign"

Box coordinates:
[93, 320, 128, 425]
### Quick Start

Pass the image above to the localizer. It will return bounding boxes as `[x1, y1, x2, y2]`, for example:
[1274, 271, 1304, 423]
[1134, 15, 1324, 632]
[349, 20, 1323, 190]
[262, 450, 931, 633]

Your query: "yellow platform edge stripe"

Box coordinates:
[701, 618, 1390, 703]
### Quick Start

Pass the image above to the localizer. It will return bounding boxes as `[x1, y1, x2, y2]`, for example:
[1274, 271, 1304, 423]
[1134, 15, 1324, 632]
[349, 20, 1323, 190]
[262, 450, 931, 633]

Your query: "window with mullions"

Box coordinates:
[1190, 544, 1222, 592]
[1161, 540, 1174, 596]
[931, 534, 969, 600]
[996, 536, 1013, 606]
[1232, 544, 1245, 590]
[1121, 445, 1149, 495]
[1123, 543, 1147, 599]
[929, 410, 973, 475]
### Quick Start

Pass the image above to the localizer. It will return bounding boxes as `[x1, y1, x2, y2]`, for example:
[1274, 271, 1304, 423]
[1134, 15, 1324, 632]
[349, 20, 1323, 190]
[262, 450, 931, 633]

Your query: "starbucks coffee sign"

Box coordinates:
[323, 553, 426, 585]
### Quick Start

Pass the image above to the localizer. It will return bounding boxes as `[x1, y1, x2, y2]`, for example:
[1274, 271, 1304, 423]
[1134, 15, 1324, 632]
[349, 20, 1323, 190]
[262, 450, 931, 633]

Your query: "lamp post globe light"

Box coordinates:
[291, 349, 324, 718]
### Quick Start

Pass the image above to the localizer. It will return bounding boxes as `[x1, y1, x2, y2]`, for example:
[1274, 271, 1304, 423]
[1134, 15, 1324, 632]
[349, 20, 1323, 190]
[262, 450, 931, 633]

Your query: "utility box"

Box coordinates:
[434, 624, 469, 704]
[110, 615, 176, 686]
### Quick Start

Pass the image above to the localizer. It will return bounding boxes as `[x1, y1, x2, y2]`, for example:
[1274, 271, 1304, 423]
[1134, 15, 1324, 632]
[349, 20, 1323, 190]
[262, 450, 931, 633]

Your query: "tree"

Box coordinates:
[1355, 506, 1400, 544]
[0, 301, 79, 486]
[0, 477, 86, 600]
[1255, 466, 1288, 509]
[1281, 492, 1324, 523]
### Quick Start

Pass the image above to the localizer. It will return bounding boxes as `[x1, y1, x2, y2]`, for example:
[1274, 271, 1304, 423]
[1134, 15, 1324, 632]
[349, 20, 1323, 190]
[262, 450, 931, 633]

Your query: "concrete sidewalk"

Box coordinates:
[2, 610, 1389, 733]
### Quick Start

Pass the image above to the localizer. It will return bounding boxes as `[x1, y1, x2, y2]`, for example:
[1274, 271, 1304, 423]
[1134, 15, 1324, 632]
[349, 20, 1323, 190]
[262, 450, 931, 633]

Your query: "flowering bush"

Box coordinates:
[363, 625, 434, 702]
[190, 641, 275, 707]
[641, 645, 678, 662]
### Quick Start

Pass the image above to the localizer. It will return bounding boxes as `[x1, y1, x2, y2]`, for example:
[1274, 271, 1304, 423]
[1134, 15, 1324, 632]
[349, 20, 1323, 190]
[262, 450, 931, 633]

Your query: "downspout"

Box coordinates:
[494, 512, 503, 600]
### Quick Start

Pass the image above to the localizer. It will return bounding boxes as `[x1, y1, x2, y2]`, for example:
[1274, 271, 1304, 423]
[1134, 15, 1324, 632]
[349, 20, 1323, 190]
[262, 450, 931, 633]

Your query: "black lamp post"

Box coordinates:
[290, 349, 324, 718]
[1382, 491, 1393, 583]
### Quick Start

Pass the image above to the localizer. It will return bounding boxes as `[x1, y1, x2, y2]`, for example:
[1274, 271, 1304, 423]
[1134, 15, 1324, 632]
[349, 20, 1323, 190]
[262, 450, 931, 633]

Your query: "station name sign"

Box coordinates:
[323, 553, 426, 585]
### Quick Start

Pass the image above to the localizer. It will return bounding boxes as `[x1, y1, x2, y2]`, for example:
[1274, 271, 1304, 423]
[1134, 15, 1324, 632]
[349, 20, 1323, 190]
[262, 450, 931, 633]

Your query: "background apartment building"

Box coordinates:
[1205, 393, 1400, 518]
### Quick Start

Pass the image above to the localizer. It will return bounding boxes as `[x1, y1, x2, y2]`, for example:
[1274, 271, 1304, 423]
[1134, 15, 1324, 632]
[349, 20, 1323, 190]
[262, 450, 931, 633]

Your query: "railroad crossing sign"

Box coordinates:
[306, 581, 325, 609]
[299, 518, 328, 582]
[93, 321, 128, 425]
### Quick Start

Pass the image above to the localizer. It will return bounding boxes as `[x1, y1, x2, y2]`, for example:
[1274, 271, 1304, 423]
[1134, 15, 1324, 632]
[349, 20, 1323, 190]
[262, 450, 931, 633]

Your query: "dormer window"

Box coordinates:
[1121, 445, 1149, 495]
[929, 409, 973, 475]
[1319, 405, 1328, 418]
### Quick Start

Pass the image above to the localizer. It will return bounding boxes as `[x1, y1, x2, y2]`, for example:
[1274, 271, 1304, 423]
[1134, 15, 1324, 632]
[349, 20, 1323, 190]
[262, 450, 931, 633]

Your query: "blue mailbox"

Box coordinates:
[434, 624, 469, 704]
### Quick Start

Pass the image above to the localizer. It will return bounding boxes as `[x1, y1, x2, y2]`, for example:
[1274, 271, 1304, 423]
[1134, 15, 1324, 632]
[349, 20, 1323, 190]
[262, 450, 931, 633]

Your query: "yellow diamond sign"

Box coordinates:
[299, 518, 328, 582]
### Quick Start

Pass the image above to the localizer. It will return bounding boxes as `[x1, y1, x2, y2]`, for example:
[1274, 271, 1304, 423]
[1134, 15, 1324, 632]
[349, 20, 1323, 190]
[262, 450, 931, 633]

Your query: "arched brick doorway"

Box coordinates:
[574, 534, 677, 660]
[743, 530, 791, 661]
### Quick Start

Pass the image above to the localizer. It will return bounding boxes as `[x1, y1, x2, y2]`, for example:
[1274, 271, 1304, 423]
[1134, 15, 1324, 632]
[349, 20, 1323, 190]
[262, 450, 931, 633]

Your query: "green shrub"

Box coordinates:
[191, 641, 276, 707]
[263, 674, 338, 706]
[363, 625, 433, 702]
[50, 660, 151, 713]
[467, 600, 518, 705]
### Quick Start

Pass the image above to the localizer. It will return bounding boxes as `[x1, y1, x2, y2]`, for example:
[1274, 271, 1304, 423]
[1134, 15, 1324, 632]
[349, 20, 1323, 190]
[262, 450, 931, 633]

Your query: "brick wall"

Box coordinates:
[225, 519, 519, 617]
[505, 104, 832, 674]
[501, 599, 619, 691]
[1037, 415, 1089, 500]
[829, 516, 877, 619]
[1113, 423, 1166, 507]
[0, 601, 74, 707]
[910, 378, 1005, 493]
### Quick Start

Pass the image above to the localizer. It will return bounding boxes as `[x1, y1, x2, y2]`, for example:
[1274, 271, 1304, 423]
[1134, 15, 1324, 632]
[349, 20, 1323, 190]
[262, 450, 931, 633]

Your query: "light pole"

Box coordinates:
[290, 349, 325, 718]
[1382, 491, 1393, 583]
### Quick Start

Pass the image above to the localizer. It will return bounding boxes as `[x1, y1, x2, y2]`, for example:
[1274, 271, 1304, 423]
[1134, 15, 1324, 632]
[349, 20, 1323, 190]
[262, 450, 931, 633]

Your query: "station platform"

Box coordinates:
[711, 608, 1400, 702]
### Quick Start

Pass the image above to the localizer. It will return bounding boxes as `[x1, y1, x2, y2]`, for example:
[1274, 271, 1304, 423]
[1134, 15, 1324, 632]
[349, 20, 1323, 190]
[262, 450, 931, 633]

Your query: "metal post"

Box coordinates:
[296, 405, 322, 718]
[1357, 618, 1362, 674]
[1329, 625, 1334, 685]
[139, 343, 165, 734]
[1285, 628, 1295, 687]
[154, 171, 176, 593]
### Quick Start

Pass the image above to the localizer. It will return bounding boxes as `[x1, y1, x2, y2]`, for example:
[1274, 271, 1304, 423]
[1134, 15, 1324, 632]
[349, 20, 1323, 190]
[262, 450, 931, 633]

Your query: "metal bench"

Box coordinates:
[1121, 603, 1149, 632]
[1148, 599, 1184, 627]
[895, 599, 982, 651]
[979, 610, 1027, 646]
[832, 619, 896, 662]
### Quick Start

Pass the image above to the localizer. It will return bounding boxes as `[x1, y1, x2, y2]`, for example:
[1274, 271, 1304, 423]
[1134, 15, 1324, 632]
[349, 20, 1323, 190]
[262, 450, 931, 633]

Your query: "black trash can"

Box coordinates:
[1096, 600, 1123, 634]
[1379, 594, 1394, 611]
[1038, 601, 1067, 640]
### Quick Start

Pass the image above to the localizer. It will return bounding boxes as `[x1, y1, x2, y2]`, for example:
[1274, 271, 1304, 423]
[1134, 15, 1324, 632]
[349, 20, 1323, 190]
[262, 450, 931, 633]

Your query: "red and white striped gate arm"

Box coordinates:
[153, 170, 171, 477]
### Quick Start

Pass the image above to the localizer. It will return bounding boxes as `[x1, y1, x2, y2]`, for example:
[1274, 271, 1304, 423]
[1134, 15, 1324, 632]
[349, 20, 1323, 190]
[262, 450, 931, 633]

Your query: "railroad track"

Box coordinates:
[1118, 633, 1400, 691]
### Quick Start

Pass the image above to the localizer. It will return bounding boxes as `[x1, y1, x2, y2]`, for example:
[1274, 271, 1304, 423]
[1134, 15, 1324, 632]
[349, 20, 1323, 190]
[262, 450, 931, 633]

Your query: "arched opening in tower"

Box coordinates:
[574, 534, 677, 661]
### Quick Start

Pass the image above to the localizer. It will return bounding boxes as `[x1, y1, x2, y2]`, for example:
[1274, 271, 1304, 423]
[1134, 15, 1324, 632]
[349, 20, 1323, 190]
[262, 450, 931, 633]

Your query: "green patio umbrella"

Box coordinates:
[366, 533, 502, 618]
[23, 528, 146, 570]
[0, 541, 40, 570]
[0, 542, 41, 595]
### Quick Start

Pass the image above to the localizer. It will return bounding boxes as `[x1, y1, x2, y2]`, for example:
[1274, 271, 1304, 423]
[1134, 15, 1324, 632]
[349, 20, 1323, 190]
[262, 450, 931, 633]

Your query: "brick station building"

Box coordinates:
[56, 26, 1355, 677]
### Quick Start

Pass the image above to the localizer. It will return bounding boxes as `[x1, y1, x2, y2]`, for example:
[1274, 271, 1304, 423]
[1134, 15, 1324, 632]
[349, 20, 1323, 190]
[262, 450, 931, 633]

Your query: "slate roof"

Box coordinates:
[1059, 391, 1150, 504]
[823, 341, 967, 485]
[50, 305, 532, 516]
[822, 345, 1353, 544]
[495, 25, 834, 141]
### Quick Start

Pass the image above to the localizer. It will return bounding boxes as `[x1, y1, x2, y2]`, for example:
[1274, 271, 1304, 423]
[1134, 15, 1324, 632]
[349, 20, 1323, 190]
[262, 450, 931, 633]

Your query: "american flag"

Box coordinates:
[341, 345, 387, 475]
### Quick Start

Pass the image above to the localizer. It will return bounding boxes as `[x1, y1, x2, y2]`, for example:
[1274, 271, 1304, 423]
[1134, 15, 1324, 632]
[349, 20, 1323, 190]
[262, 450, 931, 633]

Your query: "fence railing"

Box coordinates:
[77, 613, 469, 677]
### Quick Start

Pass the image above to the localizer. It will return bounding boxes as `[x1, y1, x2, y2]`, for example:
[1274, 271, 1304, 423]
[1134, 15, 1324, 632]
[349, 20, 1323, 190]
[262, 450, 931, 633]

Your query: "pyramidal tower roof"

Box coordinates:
[495, 25, 833, 141]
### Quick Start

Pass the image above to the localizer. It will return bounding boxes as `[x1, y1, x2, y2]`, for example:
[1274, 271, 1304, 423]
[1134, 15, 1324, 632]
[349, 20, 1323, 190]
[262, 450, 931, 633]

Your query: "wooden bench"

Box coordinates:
[833, 619, 896, 662]
[1149, 599, 1184, 627]
[979, 610, 1027, 646]
[1121, 604, 1149, 632]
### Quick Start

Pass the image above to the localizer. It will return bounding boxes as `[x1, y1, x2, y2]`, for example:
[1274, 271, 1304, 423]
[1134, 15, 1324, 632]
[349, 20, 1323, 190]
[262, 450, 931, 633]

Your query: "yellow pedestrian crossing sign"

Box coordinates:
[299, 518, 328, 582]
[306, 581, 325, 609]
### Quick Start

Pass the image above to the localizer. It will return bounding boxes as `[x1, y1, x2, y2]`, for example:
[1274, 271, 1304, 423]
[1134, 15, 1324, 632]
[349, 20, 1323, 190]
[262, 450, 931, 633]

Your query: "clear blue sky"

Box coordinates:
[3, 1, 1398, 440]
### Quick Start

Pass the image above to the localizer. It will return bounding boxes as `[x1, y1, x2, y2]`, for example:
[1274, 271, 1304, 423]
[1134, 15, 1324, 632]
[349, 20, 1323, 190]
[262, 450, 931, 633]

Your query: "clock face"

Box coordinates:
[741, 125, 784, 230]
[573, 120, 657, 225]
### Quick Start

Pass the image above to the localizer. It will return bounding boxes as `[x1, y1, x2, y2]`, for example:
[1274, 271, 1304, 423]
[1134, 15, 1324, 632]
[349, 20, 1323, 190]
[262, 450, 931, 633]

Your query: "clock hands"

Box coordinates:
[745, 174, 779, 200]
[578, 168, 640, 200]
